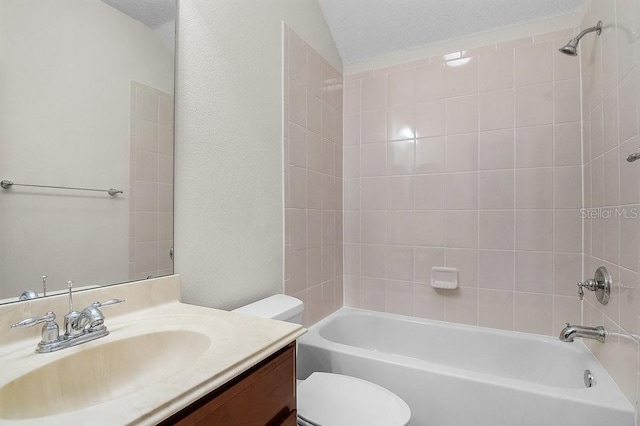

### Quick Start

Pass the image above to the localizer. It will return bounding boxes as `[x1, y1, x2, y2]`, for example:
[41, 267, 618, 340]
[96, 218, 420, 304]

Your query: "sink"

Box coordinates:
[0, 281, 304, 426]
[0, 330, 211, 419]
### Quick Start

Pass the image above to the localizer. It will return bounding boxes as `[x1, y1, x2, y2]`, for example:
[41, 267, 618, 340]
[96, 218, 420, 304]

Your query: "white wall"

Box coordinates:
[0, 0, 173, 299]
[175, 0, 342, 310]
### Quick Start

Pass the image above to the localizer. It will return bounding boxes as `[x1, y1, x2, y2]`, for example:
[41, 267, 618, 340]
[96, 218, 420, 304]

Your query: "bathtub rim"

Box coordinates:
[298, 307, 635, 414]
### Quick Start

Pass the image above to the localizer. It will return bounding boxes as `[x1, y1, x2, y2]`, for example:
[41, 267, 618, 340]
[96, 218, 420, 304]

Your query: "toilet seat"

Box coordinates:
[297, 372, 411, 426]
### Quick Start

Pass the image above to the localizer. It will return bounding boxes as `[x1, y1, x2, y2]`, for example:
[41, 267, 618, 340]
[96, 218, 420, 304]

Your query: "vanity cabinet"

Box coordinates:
[160, 343, 296, 426]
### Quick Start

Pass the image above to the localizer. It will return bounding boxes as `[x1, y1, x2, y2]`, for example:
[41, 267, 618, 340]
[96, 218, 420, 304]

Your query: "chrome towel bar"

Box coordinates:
[1, 180, 123, 196]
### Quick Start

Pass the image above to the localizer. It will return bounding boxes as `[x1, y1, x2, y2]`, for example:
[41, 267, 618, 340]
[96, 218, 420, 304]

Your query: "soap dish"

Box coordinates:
[430, 267, 458, 290]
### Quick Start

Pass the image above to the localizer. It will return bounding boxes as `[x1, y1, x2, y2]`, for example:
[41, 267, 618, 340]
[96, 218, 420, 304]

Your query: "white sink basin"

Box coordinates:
[0, 291, 304, 426]
[0, 330, 211, 419]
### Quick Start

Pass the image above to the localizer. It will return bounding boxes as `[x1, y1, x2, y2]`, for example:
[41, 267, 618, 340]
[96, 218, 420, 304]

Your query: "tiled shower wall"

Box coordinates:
[343, 30, 585, 336]
[580, 0, 640, 408]
[283, 26, 344, 327]
[129, 81, 174, 281]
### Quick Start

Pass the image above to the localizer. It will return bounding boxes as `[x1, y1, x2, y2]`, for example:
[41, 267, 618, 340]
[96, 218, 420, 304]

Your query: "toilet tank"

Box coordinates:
[233, 294, 304, 324]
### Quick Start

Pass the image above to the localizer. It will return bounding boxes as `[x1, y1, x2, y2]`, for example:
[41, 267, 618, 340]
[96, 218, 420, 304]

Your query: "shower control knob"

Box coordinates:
[576, 267, 611, 305]
[627, 152, 640, 163]
[577, 284, 584, 300]
[577, 279, 597, 300]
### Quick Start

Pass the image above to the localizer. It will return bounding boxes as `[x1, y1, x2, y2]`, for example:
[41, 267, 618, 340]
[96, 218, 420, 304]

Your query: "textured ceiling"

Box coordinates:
[100, 0, 175, 29]
[319, 0, 582, 65]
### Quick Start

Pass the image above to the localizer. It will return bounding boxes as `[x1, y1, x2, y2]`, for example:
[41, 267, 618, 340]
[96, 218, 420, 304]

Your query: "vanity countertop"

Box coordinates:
[0, 276, 305, 425]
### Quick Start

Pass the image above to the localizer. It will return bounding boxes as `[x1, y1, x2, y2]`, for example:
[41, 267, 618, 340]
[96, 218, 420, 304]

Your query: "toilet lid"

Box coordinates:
[297, 373, 411, 426]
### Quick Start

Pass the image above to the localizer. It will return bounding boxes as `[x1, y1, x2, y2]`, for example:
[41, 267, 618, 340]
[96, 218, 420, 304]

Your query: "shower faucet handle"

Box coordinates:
[577, 279, 597, 300]
[576, 267, 612, 305]
[577, 283, 583, 300]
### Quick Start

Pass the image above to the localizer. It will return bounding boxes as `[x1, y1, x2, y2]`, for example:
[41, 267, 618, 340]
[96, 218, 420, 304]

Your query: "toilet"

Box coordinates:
[233, 295, 411, 426]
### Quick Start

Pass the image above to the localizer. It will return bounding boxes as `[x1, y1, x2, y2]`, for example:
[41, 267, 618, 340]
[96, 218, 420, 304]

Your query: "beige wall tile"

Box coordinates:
[360, 277, 386, 311]
[446, 94, 478, 134]
[479, 89, 514, 131]
[515, 210, 553, 251]
[387, 139, 415, 174]
[515, 251, 553, 294]
[444, 287, 478, 325]
[515, 42, 553, 87]
[446, 134, 478, 172]
[446, 211, 478, 249]
[415, 63, 446, 101]
[445, 172, 478, 210]
[387, 247, 415, 282]
[478, 129, 514, 170]
[415, 284, 444, 320]
[479, 289, 514, 330]
[516, 125, 553, 168]
[479, 49, 514, 92]
[515, 83, 553, 127]
[514, 292, 553, 335]
[415, 136, 445, 173]
[415, 211, 446, 247]
[387, 176, 414, 209]
[479, 170, 514, 209]
[387, 69, 415, 107]
[416, 100, 446, 138]
[361, 74, 387, 110]
[136, 86, 158, 123]
[515, 168, 553, 209]
[478, 250, 515, 291]
[479, 212, 514, 250]
[445, 56, 478, 97]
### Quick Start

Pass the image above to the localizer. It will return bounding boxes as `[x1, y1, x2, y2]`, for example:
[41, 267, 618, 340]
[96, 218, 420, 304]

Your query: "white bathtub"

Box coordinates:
[297, 308, 635, 426]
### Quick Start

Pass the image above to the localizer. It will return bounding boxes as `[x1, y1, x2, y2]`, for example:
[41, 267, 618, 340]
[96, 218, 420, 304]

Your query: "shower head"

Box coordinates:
[559, 21, 602, 56]
[559, 39, 579, 56]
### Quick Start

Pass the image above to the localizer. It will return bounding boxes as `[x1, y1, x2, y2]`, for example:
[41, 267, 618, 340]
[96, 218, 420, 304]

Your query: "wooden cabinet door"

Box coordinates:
[160, 343, 296, 426]
[279, 410, 297, 426]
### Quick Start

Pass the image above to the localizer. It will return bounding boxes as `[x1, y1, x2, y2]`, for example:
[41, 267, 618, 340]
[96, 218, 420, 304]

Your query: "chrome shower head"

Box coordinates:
[559, 21, 602, 56]
[559, 39, 579, 56]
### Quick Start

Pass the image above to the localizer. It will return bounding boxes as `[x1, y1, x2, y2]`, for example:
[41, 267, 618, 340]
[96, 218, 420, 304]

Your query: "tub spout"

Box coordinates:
[559, 323, 606, 343]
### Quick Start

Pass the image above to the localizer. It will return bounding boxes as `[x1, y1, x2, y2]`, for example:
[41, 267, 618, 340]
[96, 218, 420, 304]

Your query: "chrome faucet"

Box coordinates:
[17, 275, 48, 301]
[559, 323, 607, 343]
[72, 299, 122, 333]
[11, 281, 124, 353]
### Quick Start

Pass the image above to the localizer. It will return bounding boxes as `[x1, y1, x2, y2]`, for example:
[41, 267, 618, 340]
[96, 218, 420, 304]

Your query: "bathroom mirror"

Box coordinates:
[0, 0, 175, 304]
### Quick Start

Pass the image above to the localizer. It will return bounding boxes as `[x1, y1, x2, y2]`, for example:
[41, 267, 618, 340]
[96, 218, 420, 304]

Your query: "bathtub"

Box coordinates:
[297, 308, 635, 426]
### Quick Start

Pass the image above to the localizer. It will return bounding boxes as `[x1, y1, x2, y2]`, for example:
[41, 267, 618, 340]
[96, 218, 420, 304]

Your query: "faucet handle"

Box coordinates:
[90, 299, 125, 308]
[577, 283, 584, 300]
[11, 311, 56, 329]
[11, 311, 60, 346]
[81, 299, 124, 332]
[577, 279, 597, 300]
